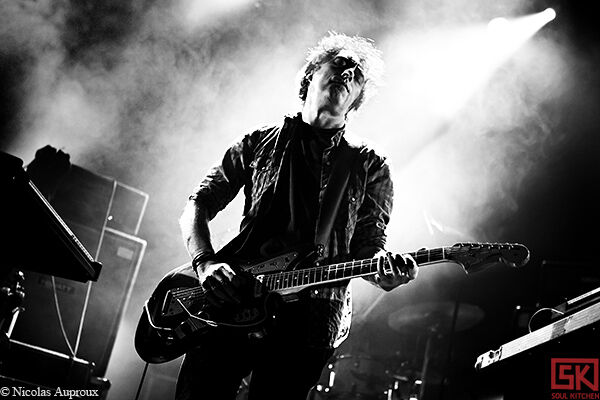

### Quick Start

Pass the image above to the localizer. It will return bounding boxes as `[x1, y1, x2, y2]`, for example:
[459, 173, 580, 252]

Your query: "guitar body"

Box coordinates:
[135, 264, 196, 363]
[135, 250, 305, 363]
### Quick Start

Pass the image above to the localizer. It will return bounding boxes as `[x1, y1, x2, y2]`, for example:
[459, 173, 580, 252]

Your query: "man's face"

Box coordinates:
[307, 49, 366, 117]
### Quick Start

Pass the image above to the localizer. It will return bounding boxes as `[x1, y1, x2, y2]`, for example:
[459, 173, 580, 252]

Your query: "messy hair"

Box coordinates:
[297, 32, 384, 114]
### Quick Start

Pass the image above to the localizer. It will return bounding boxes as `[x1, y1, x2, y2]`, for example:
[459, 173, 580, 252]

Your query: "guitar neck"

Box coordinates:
[167, 241, 527, 313]
[263, 247, 452, 292]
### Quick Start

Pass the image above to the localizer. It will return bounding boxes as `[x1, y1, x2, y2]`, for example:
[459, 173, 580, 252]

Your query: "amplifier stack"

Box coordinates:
[0, 146, 149, 397]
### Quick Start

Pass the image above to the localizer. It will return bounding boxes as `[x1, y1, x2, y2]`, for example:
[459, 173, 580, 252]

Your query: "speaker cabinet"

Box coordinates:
[0, 339, 94, 389]
[11, 224, 146, 376]
[36, 163, 149, 238]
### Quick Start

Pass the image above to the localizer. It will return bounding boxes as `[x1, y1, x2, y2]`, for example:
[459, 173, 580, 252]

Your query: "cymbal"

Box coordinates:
[388, 301, 484, 333]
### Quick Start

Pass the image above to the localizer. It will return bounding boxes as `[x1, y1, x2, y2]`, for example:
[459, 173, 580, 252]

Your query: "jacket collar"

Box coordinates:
[284, 112, 346, 147]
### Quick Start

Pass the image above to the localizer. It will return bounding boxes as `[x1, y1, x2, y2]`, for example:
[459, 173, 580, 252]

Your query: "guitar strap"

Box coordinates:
[314, 139, 360, 259]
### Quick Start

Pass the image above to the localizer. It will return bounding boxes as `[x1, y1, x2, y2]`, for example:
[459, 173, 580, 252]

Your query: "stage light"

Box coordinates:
[543, 8, 556, 22]
[487, 8, 557, 48]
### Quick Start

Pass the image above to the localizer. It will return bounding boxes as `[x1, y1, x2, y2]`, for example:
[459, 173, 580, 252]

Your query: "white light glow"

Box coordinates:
[379, 9, 557, 121]
[179, 0, 254, 29]
[487, 17, 509, 33]
[348, 7, 561, 285]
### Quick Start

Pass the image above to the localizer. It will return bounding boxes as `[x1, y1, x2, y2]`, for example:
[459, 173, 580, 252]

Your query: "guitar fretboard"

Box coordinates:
[167, 242, 528, 309]
[262, 247, 450, 291]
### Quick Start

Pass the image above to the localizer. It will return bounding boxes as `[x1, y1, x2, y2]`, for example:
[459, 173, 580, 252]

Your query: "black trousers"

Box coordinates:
[175, 329, 334, 400]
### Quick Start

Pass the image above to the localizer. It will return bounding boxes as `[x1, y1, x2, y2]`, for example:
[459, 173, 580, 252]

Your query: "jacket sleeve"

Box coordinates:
[188, 133, 255, 220]
[350, 154, 394, 256]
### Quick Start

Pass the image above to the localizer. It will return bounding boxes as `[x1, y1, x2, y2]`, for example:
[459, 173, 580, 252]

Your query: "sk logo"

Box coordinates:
[551, 358, 599, 391]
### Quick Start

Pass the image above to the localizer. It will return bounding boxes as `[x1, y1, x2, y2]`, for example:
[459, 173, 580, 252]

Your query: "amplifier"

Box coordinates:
[26, 146, 149, 238]
[50, 165, 149, 237]
[10, 225, 146, 376]
[0, 339, 94, 388]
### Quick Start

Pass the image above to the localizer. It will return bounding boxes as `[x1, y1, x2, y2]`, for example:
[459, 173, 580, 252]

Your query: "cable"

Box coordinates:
[73, 280, 93, 355]
[437, 282, 463, 400]
[527, 307, 564, 333]
[51, 276, 75, 357]
[134, 362, 150, 400]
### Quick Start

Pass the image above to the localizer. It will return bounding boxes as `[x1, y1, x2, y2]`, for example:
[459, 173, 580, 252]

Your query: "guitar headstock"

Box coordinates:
[448, 242, 530, 274]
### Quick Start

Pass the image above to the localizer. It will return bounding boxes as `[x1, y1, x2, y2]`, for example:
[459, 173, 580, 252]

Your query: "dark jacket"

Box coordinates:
[189, 113, 394, 347]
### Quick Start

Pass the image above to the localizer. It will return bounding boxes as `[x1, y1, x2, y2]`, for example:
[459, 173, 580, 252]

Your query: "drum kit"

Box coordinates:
[310, 301, 484, 400]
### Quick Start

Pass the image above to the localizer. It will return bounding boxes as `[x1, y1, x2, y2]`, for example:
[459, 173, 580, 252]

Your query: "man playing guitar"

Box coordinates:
[176, 32, 418, 400]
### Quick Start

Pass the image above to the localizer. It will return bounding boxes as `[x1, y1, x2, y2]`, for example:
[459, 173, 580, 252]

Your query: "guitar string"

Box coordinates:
[170, 245, 521, 301]
[259, 247, 452, 288]
[170, 250, 440, 300]
[171, 249, 439, 297]
[172, 257, 386, 296]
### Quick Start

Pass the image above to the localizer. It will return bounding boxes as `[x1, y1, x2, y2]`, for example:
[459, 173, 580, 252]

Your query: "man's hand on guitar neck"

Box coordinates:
[371, 249, 419, 291]
[196, 260, 246, 307]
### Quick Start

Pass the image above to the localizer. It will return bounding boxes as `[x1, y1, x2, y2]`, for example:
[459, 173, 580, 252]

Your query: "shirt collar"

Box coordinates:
[288, 112, 346, 147]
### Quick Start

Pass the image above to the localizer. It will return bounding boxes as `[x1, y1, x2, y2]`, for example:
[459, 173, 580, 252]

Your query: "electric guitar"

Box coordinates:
[135, 242, 529, 363]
